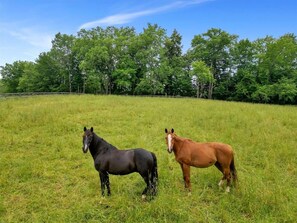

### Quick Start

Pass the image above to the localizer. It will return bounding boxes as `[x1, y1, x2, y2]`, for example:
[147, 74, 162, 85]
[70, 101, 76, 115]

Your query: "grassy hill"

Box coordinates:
[0, 95, 296, 222]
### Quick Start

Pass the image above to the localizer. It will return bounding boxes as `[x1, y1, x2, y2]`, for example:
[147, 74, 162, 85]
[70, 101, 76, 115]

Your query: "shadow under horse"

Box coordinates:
[82, 127, 158, 198]
[165, 128, 237, 193]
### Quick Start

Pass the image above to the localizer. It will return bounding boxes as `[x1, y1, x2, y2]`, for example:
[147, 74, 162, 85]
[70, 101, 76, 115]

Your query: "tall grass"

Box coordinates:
[0, 95, 296, 222]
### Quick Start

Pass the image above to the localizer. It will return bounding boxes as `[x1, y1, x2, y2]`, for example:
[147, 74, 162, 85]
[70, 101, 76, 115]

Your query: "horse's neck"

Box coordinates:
[173, 135, 186, 152]
[89, 134, 117, 159]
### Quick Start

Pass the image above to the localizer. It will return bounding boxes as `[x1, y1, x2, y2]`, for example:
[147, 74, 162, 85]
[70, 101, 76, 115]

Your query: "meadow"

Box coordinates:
[0, 95, 296, 222]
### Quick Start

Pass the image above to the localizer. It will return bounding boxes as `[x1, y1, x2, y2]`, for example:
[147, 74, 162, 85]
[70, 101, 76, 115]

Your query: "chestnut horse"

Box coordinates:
[165, 128, 237, 192]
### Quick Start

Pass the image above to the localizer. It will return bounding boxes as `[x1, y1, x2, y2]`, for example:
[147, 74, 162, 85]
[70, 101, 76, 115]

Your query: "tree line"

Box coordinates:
[1, 24, 297, 104]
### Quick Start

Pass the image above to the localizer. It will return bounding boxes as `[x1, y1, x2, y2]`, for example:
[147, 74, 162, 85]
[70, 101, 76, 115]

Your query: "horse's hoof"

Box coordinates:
[187, 192, 192, 196]
[218, 180, 224, 187]
[142, 194, 146, 200]
[225, 187, 230, 193]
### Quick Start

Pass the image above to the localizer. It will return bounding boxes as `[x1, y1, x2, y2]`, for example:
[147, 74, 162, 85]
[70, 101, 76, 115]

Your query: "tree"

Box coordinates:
[17, 62, 39, 92]
[258, 34, 297, 85]
[230, 39, 258, 101]
[0, 79, 6, 93]
[190, 28, 238, 99]
[75, 26, 137, 94]
[134, 24, 167, 95]
[34, 52, 62, 92]
[51, 33, 78, 92]
[1, 61, 28, 92]
[163, 29, 191, 96]
[192, 61, 214, 98]
[275, 78, 297, 104]
[110, 27, 137, 94]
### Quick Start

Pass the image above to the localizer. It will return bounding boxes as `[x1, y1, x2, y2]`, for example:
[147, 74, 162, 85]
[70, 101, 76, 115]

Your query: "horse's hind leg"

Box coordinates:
[223, 167, 231, 193]
[140, 172, 150, 199]
[215, 162, 225, 187]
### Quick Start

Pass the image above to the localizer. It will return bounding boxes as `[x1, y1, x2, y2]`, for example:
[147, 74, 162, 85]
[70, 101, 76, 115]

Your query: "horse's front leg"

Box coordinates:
[99, 172, 106, 196]
[180, 163, 191, 191]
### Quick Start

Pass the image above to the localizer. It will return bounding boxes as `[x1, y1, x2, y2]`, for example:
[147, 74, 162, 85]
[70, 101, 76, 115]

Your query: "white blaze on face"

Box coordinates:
[167, 134, 172, 152]
[83, 137, 89, 152]
[84, 143, 88, 152]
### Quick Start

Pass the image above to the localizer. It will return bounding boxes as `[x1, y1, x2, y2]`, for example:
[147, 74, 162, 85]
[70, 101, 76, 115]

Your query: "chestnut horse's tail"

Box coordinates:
[230, 156, 238, 186]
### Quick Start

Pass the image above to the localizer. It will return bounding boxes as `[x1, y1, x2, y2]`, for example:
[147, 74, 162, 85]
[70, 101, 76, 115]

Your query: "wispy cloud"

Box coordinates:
[6, 28, 53, 49]
[79, 0, 211, 30]
[0, 23, 54, 65]
[0, 22, 53, 49]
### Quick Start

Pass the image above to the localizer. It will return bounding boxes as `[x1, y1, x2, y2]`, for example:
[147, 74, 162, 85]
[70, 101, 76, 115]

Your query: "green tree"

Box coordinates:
[258, 34, 297, 85]
[51, 33, 77, 92]
[17, 62, 39, 92]
[0, 79, 6, 93]
[111, 27, 137, 94]
[275, 78, 297, 104]
[134, 24, 167, 95]
[164, 29, 181, 95]
[34, 52, 62, 92]
[190, 28, 238, 99]
[75, 26, 137, 94]
[231, 39, 258, 101]
[254, 34, 297, 103]
[1, 61, 28, 92]
[192, 61, 214, 98]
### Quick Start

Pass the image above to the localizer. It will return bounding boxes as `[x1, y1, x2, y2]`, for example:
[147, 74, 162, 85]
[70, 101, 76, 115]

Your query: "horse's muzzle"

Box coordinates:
[82, 145, 88, 153]
[167, 148, 173, 153]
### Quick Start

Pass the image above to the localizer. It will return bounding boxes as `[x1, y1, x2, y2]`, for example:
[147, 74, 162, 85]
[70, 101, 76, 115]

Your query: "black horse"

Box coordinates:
[82, 127, 158, 198]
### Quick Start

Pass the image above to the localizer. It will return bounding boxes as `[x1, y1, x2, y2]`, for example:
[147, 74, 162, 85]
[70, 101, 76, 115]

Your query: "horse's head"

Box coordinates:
[165, 128, 175, 153]
[82, 127, 94, 153]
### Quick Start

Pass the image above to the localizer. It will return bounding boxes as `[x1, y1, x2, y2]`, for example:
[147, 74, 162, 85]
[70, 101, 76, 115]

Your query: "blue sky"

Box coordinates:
[0, 0, 296, 67]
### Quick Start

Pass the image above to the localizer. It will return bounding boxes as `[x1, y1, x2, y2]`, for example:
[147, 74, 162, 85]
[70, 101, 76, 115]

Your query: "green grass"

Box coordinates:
[0, 95, 296, 222]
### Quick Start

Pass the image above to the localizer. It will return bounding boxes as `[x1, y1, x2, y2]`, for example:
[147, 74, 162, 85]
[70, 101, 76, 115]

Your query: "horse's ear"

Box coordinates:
[84, 127, 87, 132]
[171, 128, 174, 133]
[165, 128, 168, 133]
[90, 127, 93, 132]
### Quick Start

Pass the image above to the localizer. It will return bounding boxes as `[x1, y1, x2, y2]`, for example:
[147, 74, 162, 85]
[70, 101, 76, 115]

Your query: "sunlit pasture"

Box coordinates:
[0, 95, 296, 222]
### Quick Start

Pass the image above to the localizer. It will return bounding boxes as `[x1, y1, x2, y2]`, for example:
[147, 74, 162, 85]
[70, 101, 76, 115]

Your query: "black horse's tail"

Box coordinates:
[230, 155, 238, 187]
[150, 152, 158, 195]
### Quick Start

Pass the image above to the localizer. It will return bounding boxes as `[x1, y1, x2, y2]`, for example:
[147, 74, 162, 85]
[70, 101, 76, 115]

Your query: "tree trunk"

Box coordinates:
[196, 82, 200, 98]
[208, 82, 213, 99]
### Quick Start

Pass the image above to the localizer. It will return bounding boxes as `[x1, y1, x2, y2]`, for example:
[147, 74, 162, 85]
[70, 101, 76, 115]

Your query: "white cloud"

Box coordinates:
[0, 23, 54, 66]
[6, 28, 53, 49]
[79, 0, 211, 30]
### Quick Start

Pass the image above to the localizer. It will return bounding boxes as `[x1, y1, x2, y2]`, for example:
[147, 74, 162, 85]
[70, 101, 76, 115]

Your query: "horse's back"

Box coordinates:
[207, 142, 234, 163]
[188, 141, 232, 154]
[134, 148, 154, 163]
[208, 142, 233, 153]
[133, 148, 155, 173]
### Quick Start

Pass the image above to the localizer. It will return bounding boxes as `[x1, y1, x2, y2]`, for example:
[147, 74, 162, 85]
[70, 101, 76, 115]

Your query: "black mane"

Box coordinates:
[89, 133, 117, 159]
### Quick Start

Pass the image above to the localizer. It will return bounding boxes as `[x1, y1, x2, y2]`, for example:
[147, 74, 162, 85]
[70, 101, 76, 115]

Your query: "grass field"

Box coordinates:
[0, 95, 296, 222]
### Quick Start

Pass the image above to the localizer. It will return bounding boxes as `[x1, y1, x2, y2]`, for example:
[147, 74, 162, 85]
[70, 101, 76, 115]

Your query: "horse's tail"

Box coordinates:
[150, 152, 158, 195]
[230, 155, 238, 187]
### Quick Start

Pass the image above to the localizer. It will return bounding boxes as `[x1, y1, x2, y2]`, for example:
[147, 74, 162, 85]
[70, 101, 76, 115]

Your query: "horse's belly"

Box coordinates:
[193, 161, 215, 168]
[108, 163, 136, 175]
[191, 157, 216, 168]
[109, 169, 136, 175]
